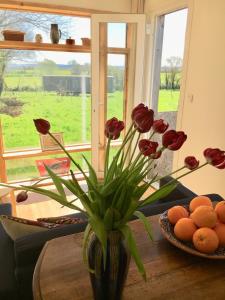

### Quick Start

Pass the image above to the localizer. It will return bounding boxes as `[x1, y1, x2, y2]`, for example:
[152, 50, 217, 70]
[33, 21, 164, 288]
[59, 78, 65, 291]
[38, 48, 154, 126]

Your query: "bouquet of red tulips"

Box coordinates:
[5, 103, 225, 279]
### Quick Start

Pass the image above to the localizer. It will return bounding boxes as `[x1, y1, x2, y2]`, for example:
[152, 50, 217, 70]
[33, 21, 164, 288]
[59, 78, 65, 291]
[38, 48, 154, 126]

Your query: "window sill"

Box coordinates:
[3, 144, 91, 160]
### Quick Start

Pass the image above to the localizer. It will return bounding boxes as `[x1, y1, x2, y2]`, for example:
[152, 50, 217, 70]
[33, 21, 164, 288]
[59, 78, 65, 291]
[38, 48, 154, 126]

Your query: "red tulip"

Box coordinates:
[204, 148, 225, 169]
[131, 103, 154, 133]
[139, 139, 158, 157]
[105, 118, 124, 140]
[184, 156, 199, 170]
[33, 119, 50, 135]
[16, 191, 28, 203]
[153, 119, 169, 134]
[162, 130, 187, 151]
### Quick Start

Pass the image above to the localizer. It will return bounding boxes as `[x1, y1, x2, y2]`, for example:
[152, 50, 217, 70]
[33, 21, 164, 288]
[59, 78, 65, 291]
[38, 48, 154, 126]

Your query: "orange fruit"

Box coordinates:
[193, 228, 219, 254]
[189, 196, 212, 212]
[174, 218, 197, 241]
[191, 205, 217, 228]
[215, 201, 225, 223]
[214, 222, 225, 247]
[167, 206, 189, 225]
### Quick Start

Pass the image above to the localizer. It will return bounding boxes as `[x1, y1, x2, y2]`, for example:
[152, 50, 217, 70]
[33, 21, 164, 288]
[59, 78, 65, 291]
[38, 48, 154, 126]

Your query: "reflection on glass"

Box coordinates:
[158, 9, 188, 112]
[107, 23, 126, 48]
[0, 50, 91, 150]
[6, 151, 91, 182]
[107, 54, 125, 121]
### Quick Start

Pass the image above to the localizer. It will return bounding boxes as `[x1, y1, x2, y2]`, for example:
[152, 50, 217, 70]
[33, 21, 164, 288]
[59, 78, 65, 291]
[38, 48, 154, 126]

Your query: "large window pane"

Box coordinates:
[107, 54, 125, 121]
[0, 50, 91, 150]
[158, 9, 188, 112]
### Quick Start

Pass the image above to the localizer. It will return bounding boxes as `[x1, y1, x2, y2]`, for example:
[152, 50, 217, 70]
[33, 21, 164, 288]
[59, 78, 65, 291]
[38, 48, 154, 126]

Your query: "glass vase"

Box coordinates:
[88, 231, 130, 300]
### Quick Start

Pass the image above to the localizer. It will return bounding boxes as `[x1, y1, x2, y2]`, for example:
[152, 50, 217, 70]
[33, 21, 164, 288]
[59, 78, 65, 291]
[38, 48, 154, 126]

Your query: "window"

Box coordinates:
[91, 14, 145, 176]
[0, 8, 140, 184]
[151, 9, 188, 113]
[149, 8, 188, 178]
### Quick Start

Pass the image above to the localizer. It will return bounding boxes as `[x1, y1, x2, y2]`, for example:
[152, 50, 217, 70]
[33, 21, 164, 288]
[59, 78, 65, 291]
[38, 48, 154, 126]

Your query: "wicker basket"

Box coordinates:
[2, 30, 25, 41]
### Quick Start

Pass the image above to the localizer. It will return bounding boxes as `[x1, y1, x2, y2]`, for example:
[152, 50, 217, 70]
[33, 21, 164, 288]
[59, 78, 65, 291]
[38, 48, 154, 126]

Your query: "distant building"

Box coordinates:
[42, 75, 114, 95]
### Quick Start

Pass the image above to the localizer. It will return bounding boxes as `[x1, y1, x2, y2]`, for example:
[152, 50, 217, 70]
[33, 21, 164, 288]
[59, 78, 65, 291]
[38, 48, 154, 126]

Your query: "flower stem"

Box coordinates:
[121, 130, 136, 168]
[48, 132, 83, 173]
[175, 162, 209, 181]
[149, 131, 155, 140]
[157, 162, 209, 189]
[129, 132, 141, 165]
[150, 166, 186, 185]
[104, 138, 111, 180]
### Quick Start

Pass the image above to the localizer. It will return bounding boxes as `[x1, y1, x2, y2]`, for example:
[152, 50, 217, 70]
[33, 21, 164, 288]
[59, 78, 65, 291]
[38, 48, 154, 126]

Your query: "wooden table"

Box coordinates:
[33, 215, 225, 300]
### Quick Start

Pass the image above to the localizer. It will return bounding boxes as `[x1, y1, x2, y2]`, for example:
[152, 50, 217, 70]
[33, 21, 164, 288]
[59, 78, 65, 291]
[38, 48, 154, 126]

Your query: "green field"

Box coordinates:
[1, 74, 180, 181]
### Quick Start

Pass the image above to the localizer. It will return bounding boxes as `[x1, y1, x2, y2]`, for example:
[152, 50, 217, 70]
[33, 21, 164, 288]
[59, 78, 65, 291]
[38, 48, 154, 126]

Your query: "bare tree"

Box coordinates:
[0, 10, 70, 96]
[165, 56, 182, 90]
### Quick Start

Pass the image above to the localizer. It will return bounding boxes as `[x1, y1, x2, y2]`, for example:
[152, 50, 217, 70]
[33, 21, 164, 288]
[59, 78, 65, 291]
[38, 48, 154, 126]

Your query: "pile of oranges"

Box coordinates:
[167, 196, 225, 254]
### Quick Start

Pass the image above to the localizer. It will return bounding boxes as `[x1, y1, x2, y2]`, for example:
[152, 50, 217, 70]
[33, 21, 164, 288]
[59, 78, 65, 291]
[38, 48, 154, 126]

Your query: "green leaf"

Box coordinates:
[60, 178, 80, 197]
[88, 217, 107, 269]
[69, 171, 95, 216]
[140, 182, 178, 207]
[20, 185, 78, 210]
[90, 201, 101, 217]
[133, 211, 153, 241]
[71, 163, 102, 203]
[100, 176, 121, 196]
[116, 200, 139, 228]
[103, 207, 114, 230]
[82, 155, 98, 186]
[121, 225, 146, 281]
[44, 165, 66, 200]
[113, 184, 128, 211]
[105, 154, 120, 183]
[82, 224, 94, 273]
[133, 183, 150, 200]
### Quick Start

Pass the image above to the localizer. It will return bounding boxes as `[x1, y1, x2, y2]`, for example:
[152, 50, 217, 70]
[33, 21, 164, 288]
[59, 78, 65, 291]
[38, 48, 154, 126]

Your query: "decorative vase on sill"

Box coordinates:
[50, 24, 61, 44]
[2, 104, 224, 299]
[88, 231, 130, 300]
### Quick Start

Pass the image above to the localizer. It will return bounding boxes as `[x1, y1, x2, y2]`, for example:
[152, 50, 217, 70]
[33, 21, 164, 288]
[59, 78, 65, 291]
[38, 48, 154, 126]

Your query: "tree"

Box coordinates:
[37, 59, 59, 75]
[163, 56, 182, 90]
[0, 10, 69, 96]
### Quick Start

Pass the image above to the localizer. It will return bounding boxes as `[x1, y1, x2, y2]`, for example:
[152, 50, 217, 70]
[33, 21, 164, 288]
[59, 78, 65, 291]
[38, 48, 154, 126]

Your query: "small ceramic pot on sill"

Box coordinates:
[66, 37, 75, 45]
[81, 37, 91, 47]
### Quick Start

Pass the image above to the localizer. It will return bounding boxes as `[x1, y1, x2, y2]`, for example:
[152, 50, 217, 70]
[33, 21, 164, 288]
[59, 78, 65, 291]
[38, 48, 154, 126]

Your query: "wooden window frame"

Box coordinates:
[91, 14, 146, 177]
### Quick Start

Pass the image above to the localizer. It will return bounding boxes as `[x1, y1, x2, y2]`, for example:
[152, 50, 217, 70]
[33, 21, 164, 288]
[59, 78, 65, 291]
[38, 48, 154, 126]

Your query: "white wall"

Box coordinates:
[145, 0, 225, 197]
[8, 0, 132, 13]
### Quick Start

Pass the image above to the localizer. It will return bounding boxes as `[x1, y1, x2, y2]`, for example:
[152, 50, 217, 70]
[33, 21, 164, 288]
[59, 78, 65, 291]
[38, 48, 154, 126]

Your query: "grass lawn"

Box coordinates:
[158, 89, 180, 112]
[1, 79, 179, 180]
[1, 91, 124, 150]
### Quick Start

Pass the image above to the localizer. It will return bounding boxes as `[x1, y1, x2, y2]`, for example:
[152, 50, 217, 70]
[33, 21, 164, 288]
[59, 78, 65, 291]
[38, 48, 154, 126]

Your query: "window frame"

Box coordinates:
[91, 14, 146, 177]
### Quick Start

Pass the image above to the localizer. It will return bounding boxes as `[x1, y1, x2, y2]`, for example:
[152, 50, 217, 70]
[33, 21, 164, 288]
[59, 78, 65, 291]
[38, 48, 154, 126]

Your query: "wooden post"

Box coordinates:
[0, 119, 17, 215]
[98, 23, 108, 177]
